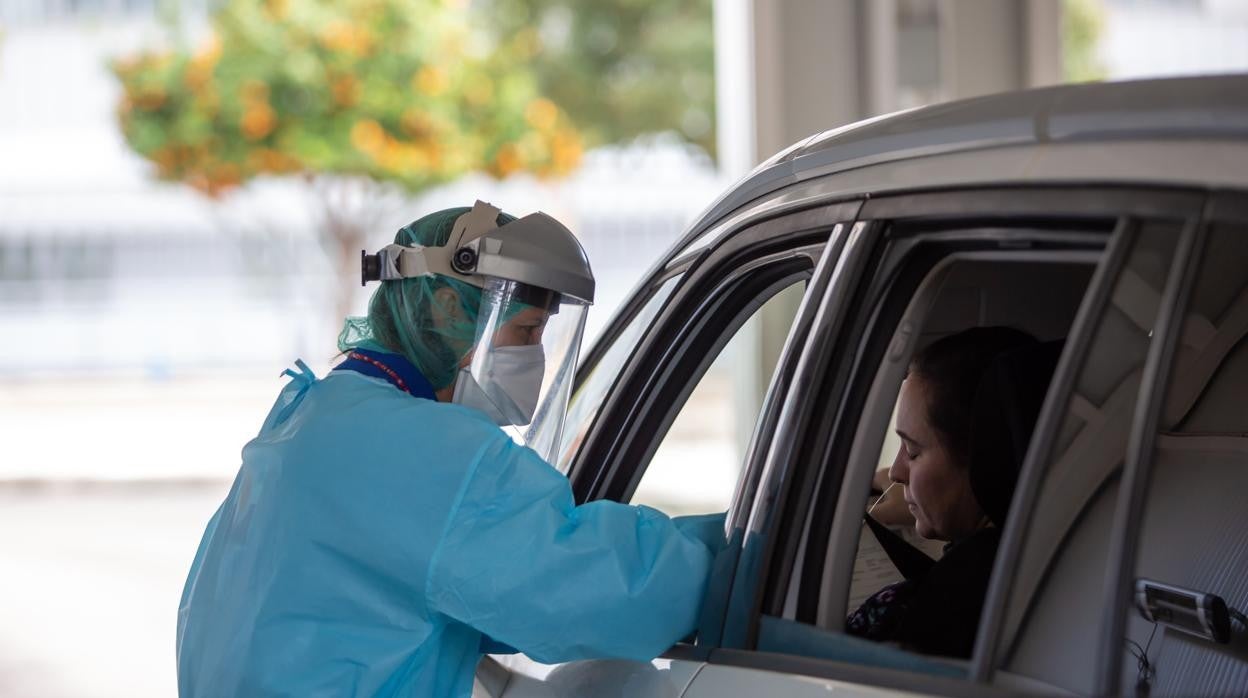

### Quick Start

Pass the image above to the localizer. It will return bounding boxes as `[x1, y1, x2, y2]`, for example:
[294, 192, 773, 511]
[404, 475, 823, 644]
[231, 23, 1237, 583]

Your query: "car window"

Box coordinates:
[746, 219, 1116, 686]
[1120, 222, 1248, 696]
[633, 281, 806, 515]
[847, 256, 1102, 609]
[838, 254, 1092, 640]
[997, 221, 1182, 695]
[555, 273, 683, 472]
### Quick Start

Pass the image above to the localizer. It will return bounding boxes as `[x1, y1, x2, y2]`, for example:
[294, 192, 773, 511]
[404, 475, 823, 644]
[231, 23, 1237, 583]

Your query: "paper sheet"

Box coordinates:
[848, 525, 906, 610]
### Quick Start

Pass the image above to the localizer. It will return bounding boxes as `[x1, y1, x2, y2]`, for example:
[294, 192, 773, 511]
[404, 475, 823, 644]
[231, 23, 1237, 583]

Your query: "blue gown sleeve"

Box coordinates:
[672, 512, 729, 554]
[478, 636, 519, 655]
[425, 435, 720, 665]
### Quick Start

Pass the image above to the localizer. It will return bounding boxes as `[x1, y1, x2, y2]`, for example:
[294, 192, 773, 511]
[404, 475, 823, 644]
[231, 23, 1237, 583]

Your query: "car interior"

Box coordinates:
[1132, 226, 1248, 695]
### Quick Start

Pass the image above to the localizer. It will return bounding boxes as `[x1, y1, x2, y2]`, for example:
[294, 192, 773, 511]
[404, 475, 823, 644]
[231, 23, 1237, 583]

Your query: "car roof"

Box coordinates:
[691, 74, 1248, 238]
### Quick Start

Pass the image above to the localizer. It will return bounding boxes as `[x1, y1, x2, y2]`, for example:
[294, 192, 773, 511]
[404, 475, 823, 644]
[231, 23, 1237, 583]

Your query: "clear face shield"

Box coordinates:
[451, 277, 588, 464]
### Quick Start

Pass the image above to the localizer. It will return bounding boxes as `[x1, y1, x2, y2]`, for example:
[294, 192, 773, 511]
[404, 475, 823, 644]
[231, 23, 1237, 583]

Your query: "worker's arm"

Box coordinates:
[426, 436, 723, 664]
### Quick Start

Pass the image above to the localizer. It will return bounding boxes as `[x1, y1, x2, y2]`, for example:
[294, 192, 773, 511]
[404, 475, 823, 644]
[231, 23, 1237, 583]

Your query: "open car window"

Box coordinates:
[754, 229, 1106, 679]
[847, 257, 1098, 611]
[824, 250, 1096, 638]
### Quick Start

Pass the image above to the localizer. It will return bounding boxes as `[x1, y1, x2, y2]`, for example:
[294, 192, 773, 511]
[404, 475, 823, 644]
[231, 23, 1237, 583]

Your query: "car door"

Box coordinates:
[682, 185, 1207, 697]
[472, 198, 863, 697]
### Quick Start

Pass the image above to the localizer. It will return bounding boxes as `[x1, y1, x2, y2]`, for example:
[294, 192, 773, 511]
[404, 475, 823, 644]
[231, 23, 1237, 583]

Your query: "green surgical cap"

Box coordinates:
[338, 206, 518, 390]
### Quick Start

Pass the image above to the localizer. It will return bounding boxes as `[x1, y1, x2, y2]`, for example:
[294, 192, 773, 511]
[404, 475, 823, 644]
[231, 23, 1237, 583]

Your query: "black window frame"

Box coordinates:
[561, 198, 864, 660]
[603, 248, 821, 505]
[567, 200, 861, 505]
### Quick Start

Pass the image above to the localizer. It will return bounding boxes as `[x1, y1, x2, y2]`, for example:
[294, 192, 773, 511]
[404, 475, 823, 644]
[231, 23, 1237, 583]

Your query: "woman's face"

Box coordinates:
[888, 375, 984, 541]
[454, 305, 549, 369]
[493, 305, 549, 348]
[434, 288, 550, 367]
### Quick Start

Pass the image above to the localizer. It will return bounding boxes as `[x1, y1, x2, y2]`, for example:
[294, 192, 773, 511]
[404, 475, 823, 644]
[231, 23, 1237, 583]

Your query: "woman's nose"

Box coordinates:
[888, 447, 908, 484]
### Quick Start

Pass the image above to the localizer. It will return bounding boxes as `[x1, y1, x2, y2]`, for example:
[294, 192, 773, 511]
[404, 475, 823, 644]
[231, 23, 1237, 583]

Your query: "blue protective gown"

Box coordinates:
[176, 357, 722, 697]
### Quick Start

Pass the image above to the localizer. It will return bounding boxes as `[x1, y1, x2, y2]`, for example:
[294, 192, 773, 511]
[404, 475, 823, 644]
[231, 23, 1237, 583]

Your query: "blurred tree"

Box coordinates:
[475, 0, 716, 159]
[1063, 0, 1107, 83]
[112, 0, 583, 323]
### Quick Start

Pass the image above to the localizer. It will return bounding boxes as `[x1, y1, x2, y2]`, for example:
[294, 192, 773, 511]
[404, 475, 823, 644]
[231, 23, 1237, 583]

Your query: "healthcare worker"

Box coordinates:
[176, 202, 724, 697]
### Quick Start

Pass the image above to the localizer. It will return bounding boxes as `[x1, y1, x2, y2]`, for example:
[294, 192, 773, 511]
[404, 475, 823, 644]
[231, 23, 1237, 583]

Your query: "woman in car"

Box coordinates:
[847, 326, 1060, 658]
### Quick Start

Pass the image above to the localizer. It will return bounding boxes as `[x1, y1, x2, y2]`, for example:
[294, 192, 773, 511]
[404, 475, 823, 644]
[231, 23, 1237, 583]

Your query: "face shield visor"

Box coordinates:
[451, 276, 588, 463]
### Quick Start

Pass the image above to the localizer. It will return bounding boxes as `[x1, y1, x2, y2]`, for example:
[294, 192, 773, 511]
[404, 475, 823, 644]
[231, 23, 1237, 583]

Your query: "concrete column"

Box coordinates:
[941, 0, 1063, 97]
[941, 0, 1027, 98]
[861, 0, 899, 115]
[714, 0, 757, 180]
[750, 0, 867, 164]
[1025, 0, 1064, 87]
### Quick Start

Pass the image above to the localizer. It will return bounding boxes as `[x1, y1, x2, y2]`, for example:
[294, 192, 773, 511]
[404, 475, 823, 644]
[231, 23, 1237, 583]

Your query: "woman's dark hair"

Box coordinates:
[907, 326, 1037, 468]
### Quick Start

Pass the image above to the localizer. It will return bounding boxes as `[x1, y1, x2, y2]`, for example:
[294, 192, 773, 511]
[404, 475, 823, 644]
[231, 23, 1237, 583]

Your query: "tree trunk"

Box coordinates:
[313, 175, 406, 341]
[332, 224, 366, 328]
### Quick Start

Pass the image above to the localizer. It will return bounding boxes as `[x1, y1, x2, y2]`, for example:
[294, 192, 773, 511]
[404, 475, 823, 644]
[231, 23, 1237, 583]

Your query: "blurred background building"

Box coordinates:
[1, 0, 1247, 695]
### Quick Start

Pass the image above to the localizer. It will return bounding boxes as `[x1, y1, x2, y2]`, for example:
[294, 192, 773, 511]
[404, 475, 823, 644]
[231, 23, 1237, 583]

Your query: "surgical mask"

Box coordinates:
[451, 344, 546, 426]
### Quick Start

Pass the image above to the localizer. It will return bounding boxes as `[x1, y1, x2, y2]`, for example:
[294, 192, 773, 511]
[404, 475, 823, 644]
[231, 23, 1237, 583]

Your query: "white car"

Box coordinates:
[476, 74, 1248, 697]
